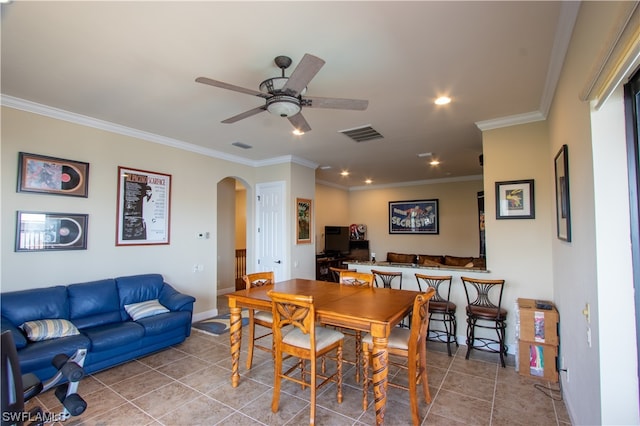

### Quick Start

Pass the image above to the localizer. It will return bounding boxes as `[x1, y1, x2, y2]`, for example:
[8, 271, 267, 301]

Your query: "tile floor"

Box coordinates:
[28, 298, 571, 425]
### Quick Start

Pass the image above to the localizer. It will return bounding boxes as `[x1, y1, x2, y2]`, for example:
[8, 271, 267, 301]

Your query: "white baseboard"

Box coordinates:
[193, 309, 218, 322]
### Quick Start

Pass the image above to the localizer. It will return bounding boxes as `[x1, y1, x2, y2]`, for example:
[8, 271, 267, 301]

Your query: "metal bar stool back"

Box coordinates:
[371, 269, 403, 289]
[415, 274, 458, 356]
[461, 276, 508, 367]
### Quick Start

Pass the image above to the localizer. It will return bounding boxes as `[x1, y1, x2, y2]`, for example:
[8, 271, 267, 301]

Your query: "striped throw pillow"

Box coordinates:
[20, 319, 80, 342]
[124, 299, 169, 321]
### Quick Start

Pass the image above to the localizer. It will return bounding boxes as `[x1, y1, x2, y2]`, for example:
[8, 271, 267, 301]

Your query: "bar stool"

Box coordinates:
[242, 272, 275, 370]
[371, 269, 403, 289]
[415, 274, 457, 356]
[268, 291, 344, 425]
[337, 270, 374, 382]
[362, 288, 436, 425]
[461, 276, 507, 367]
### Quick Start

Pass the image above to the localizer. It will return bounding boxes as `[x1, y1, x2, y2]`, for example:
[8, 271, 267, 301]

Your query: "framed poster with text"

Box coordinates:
[389, 199, 439, 234]
[116, 166, 171, 246]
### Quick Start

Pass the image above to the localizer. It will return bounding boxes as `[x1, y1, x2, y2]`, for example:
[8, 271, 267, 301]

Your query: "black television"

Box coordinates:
[324, 226, 350, 256]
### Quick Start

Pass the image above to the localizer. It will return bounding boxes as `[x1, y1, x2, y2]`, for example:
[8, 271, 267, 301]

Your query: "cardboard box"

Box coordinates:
[517, 341, 558, 382]
[517, 298, 559, 345]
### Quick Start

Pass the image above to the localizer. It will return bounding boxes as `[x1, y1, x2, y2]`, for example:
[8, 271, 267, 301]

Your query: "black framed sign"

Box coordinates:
[389, 199, 439, 234]
[17, 152, 89, 197]
[116, 166, 171, 246]
[15, 211, 88, 252]
[495, 179, 535, 219]
[554, 144, 571, 241]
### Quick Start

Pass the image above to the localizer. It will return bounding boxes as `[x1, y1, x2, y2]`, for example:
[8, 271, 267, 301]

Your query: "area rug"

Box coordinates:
[192, 310, 250, 336]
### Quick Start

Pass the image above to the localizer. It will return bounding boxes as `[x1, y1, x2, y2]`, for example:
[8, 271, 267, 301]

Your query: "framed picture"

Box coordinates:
[15, 211, 88, 252]
[389, 199, 439, 234]
[17, 152, 89, 197]
[495, 179, 535, 219]
[554, 144, 571, 241]
[116, 166, 171, 246]
[296, 198, 312, 244]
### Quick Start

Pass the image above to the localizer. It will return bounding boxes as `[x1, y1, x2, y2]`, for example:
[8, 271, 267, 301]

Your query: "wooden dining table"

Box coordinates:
[226, 278, 421, 426]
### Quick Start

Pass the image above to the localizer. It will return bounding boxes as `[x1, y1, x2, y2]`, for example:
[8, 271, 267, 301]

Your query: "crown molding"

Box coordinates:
[475, 1, 579, 132]
[317, 174, 484, 192]
[475, 111, 545, 131]
[1, 95, 287, 168]
[255, 155, 318, 170]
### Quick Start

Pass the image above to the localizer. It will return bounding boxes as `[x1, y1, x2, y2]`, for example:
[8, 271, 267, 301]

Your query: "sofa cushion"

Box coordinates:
[68, 279, 121, 329]
[20, 319, 80, 342]
[420, 258, 443, 267]
[81, 322, 145, 352]
[17, 334, 91, 373]
[1, 317, 27, 349]
[417, 255, 445, 265]
[469, 257, 486, 269]
[444, 255, 475, 267]
[136, 311, 192, 336]
[386, 252, 417, 264]
[124, 299, 169, 320]
[1, 286, 69, 325]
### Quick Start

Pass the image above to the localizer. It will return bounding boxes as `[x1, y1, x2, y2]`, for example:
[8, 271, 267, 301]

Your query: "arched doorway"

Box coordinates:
[216, 177, 249, 313]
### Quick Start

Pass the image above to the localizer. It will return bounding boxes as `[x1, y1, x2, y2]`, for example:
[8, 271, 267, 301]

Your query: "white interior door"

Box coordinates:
[255, 181, 287, 280]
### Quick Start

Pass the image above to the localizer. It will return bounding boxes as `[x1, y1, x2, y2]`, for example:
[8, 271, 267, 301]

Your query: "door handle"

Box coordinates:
[274, 260, 282, 264]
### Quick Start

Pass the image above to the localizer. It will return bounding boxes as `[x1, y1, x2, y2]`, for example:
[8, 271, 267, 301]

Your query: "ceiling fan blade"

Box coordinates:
[221, 106, 267, 124]
[281, 54, 325, 97]
[196, 77, 269, 99]
[288, 112, 312, 133]
[303, 96, 369, 111]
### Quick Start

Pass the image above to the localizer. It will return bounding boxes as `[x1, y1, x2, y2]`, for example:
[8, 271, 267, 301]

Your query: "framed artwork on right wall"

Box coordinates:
[554, 144, 572, 242]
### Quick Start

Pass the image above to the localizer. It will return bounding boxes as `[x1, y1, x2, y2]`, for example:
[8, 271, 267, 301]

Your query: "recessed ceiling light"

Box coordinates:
[430, 159, 440, 166]
[434, 96, 451, 105]
[292, 129, 305, 136]
[340, 171, 350, 177]
[365, 179, 373, 184]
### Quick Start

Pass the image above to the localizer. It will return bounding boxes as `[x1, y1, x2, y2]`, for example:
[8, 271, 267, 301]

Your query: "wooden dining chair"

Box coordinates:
[338, 270, 375, 287]
[329, 266, 355, 283]
[415, 273, 458, 356]
[337, 270, 374, 383]
[362, 287, 436, 426]
[242, 271, 275, 370]
[268, 290, 344, 425]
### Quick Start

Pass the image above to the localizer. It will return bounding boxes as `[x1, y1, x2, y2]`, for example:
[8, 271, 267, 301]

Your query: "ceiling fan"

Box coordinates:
[195, 54, 368, 133]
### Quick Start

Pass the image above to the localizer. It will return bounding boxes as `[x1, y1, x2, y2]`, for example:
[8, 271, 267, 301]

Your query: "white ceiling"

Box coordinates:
[1, 1, 575, 188]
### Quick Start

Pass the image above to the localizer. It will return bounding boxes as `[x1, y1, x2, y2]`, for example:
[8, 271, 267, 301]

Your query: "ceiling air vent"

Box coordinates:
[231, 141, 252, 149]
[338, 125, 383, 142]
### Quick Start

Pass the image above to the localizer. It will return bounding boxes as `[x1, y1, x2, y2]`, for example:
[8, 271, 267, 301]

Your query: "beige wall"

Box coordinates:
[347, 178, 484, 259]
[0, 107, 274, 318]
[217, 177, 235, 294]
[546, 2, 639, 423]
[235, 187, 246, 249]
[314, 184, 350, 254]
[315, 120, 554, 349]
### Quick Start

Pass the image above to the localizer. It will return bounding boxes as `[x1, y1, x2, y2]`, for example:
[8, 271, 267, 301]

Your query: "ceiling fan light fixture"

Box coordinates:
[266, 94, 301, 117]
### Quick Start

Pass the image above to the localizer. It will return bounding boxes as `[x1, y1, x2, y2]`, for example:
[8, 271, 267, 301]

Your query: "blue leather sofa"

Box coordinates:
[1, 274, 196, 380]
